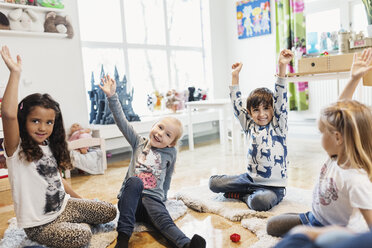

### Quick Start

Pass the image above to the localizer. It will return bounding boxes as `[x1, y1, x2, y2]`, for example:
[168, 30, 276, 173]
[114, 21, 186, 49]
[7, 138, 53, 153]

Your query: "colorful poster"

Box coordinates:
[237, 0, 271, 39]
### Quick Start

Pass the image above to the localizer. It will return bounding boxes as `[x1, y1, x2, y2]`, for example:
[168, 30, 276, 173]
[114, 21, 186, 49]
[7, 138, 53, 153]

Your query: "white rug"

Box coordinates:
[175, 185, 312, 248]
[0, 200, 187, 248]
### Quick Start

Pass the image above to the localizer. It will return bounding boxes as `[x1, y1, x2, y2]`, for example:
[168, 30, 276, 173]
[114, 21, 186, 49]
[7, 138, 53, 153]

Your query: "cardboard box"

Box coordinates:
[298, 56, 328, 74]
[298, 53, 355, 74]
[363, 71, 372, 86]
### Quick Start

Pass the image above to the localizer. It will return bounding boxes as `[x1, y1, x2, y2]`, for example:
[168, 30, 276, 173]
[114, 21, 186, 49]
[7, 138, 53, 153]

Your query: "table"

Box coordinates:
[186, 99, 238, 151]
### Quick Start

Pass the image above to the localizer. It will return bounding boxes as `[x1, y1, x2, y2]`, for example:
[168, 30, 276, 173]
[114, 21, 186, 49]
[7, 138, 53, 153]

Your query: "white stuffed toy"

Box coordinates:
[8, 8, 44, 32]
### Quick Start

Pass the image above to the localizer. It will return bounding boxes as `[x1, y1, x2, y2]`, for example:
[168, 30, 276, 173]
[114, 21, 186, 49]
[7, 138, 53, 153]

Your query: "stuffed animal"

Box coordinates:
[44, 11, 73, 38]
[0, 11, 10, 30]
[38, 0, 64, 9]
[68, 123, 92, 154]
[8, 8, 44, 32]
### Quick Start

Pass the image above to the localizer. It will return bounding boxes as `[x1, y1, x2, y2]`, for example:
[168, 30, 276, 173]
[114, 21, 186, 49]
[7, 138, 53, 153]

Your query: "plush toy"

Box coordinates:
[8, 8, 44, 32]
[165, 89, 187, 112]
[68, 123, 92, 154]
[37, 0, 64, 9]
[188, 87, 195, 101]
[44, 11, 73, 38]
[0, 11, 10, 30]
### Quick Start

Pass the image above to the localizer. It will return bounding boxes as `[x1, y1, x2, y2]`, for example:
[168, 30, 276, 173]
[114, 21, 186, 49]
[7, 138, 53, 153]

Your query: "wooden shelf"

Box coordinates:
[0, 2, 64, 12]
[287, 71, 350, 82]
[0, 29, 67, 38]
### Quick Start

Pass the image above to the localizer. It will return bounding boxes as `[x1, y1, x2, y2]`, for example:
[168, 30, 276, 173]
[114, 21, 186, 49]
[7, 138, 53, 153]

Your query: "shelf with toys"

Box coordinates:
[0, 1, 73, 39]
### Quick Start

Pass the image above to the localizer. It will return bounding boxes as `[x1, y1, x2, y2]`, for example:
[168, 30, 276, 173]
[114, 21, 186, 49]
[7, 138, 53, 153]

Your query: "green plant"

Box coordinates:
[362, 0, 372, 24]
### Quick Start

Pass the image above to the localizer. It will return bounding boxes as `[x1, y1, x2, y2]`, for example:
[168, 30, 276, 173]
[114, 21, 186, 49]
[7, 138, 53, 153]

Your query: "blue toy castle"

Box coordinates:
[88, 65, 140, 124]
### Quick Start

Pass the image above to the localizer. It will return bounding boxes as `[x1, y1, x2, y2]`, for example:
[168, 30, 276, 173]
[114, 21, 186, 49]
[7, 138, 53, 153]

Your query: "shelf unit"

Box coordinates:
[0, 2, 67, 38]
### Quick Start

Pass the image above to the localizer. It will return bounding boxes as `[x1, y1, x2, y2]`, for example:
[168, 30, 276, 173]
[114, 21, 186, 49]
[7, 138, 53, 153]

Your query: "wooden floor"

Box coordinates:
[0, 135, 326, 247]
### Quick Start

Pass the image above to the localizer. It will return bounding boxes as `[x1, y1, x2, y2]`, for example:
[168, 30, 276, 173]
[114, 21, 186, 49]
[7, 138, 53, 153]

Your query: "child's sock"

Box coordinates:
[223, 192, 244, 200]
[114, 232, 130, 248]
[184, 234, 206, 248]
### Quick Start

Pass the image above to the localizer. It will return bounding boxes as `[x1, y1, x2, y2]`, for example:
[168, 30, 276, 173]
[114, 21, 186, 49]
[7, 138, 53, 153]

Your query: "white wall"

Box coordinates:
[209, 0, 277, 100]
[0, 0, 88, 129]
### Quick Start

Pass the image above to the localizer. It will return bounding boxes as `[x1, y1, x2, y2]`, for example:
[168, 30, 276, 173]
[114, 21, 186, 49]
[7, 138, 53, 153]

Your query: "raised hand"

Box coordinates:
[0, 46, 22, 73]
[231, 62, 243, 85]
[350, 48, 372, 81]
[278, 49, 294, 66]
[99, 75, 116, 98]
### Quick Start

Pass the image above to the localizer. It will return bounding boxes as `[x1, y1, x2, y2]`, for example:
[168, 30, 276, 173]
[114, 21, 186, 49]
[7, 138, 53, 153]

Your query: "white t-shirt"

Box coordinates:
[6, 143, 69, 228]
[312, 158, 372, 228]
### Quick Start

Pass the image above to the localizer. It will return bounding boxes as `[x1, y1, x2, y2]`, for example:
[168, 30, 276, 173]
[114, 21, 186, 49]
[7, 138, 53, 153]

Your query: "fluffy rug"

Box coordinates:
[175, 185, 312, 248]
[0, 200, 187, 248]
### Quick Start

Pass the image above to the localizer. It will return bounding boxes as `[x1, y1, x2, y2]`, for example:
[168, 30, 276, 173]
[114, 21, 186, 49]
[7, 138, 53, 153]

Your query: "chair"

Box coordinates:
[65, 131, 107, 178]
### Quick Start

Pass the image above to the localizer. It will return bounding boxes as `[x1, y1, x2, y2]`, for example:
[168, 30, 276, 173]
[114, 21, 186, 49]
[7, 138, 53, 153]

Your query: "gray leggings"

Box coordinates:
[24, 198, 117, 248]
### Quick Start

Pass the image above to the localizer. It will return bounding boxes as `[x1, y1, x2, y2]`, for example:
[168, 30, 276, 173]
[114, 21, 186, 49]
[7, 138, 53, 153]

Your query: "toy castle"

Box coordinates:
[88, 65, 140, 124]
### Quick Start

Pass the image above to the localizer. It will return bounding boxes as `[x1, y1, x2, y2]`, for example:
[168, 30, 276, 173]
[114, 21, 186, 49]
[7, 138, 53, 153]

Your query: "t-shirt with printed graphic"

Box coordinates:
[5, 143, 70, 228]
[312, 158, 372, 227]
[229, 76, 288, 187]
[108, 94, 177, 201]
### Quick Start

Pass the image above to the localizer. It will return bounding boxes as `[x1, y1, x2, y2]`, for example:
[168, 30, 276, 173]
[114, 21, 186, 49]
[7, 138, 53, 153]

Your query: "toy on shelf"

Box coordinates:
[88, 65, 140, 124]
[338, 30, 372, 54]
[146, 93, 156, 112]
[8, 8, 44, 32]
[307, 32, 318, 54]
[67, 123, 92, 154]
[44, 11, 73, 38]
[37, 0, 64, 9]
[165, 89, 187, 113]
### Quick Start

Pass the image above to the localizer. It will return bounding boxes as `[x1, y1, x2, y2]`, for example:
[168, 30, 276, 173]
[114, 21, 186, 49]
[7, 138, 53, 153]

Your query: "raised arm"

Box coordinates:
[229, 62, 252, 131]
[0, 46, 22, 157]
[339, 48, 372, 100]
[273, 49, 293, 133]
[99, 75, 140, 147]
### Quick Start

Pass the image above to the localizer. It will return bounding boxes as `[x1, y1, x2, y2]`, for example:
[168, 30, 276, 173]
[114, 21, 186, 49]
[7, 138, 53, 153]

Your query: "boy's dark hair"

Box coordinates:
[17, 93, 72, 170]
[246, 87, 274, 111]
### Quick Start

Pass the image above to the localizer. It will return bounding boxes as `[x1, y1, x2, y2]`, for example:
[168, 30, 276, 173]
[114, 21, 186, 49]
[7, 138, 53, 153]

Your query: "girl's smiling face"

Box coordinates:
[26, 106, 55, 145]
[149, 118, 180, 148]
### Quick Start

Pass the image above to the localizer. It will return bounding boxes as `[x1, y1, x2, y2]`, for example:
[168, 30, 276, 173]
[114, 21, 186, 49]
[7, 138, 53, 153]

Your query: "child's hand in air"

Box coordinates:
[0, 46, 22, 73]
[99, 75, 116, 98]
[232, 62, 243, 77]
[350, 48, 372, 81]
[231, 62, 243, 85]
[278, 49, 294, 66]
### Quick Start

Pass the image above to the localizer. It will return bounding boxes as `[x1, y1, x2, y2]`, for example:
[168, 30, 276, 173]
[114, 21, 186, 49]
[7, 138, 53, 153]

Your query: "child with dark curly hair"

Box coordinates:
[1, 45, 117, 248]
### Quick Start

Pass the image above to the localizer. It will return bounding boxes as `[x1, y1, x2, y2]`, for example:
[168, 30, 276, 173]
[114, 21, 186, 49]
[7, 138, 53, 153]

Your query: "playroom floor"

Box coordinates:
[0, 134, 327, 248]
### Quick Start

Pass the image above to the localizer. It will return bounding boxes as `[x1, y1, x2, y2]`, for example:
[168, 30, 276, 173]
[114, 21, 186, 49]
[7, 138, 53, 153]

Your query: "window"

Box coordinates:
[77, 0, 211, 116]
[304, 0, 368, 53]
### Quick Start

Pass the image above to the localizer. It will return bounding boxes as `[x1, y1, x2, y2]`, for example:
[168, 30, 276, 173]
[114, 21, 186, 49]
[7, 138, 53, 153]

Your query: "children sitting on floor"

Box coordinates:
[267, 48, 372, 237]
[208, 49, 294, 211]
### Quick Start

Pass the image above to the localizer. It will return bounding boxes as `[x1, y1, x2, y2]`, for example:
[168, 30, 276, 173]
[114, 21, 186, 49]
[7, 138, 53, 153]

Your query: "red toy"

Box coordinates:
[230, 233, 241, 242]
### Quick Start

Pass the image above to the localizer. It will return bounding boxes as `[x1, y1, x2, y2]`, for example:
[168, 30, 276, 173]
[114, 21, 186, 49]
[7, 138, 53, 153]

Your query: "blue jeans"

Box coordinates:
[299, 211, 324, 227]
[275, 231, 372, 248]
[209, 173, 285, 211]
[117, 176, 190, 248]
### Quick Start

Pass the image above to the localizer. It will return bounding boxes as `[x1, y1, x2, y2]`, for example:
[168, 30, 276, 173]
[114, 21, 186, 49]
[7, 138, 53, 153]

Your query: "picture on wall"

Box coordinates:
[236, 0, 271, 39]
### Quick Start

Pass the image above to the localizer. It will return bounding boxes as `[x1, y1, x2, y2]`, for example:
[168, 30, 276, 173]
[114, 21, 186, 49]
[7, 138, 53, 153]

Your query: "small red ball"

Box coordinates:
[230, 233, 241, 242]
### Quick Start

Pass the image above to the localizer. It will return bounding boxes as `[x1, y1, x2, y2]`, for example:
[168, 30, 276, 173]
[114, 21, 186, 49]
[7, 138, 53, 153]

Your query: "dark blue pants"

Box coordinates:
[275, 230, 372, 248]
[209, 173, 285, 211]
[117, 176, 190, 248]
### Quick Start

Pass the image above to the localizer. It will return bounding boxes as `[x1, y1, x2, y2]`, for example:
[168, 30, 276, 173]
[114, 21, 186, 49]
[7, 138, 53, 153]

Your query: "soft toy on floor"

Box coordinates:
[44, 11, 73, 38]
[8, 8, 44, 32]
[68, 123, 92, 154]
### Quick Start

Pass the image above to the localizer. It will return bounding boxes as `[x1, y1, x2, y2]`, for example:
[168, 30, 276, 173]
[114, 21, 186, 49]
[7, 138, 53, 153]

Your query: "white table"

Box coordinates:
[186, 99, 238, 151]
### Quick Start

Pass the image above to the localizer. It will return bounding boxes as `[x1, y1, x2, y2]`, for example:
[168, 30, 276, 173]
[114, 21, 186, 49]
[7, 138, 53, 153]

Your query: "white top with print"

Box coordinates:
[6, 143, 69, 228]
[312, 158, 372, 228]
